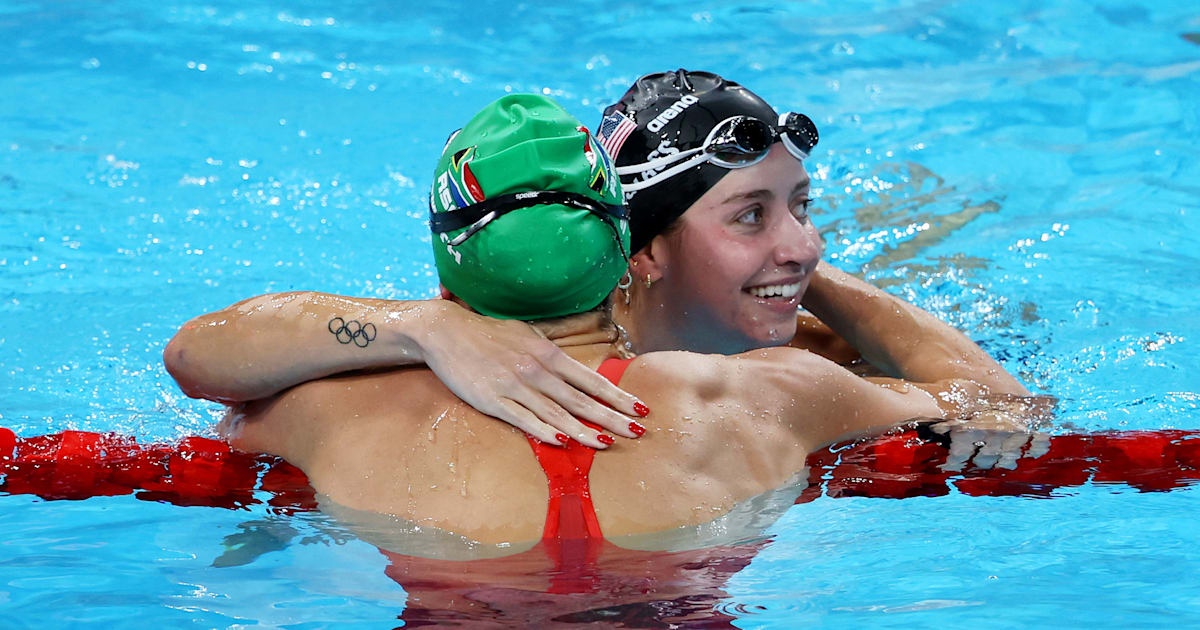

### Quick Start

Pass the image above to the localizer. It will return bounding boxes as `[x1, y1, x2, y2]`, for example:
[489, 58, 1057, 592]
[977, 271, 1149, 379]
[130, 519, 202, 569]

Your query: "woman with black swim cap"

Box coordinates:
[595, 69, 1024, 392]
[595, 69, 826, 356]
[165, 70, 1027, 443]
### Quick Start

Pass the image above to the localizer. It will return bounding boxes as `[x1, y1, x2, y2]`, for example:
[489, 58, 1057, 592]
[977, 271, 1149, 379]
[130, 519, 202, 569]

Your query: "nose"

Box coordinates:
[772, 207, 824, 269]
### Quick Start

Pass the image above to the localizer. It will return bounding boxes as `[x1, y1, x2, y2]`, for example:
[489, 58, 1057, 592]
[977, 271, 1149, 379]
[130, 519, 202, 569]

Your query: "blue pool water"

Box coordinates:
[2, 0, 1199, 627]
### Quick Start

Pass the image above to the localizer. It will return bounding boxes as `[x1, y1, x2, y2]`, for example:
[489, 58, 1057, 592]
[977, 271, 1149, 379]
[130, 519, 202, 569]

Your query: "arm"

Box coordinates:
[741, 347, 1042, 464]
[701, 347, 943, 451]
[788, 312, 864, 366]
[164, 292, 646, 447]
[165, 292, 434, 402]
[799, 262, 1029, 395]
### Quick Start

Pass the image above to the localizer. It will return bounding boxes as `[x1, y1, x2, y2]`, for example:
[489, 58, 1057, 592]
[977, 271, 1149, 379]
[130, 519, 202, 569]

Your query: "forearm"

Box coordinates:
[788, 312, 863, 365]
[164, 292, 449, 402]
[800, 262, 1028, 394]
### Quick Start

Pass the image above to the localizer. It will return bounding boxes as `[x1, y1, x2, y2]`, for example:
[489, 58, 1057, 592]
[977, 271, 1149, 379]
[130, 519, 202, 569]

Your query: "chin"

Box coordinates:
[748, 322, 798, 349]
[719, 327, 794, 355]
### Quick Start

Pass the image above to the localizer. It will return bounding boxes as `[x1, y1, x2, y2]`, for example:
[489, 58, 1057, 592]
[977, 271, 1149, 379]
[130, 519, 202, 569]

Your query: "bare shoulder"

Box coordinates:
[627, 346, 941, 449]
[222, 368, 434, 457]
[628, 346, 845, 393]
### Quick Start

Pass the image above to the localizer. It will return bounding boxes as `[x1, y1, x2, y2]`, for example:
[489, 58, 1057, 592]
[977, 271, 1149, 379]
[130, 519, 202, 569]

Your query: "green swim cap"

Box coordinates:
[429, 94, 630, 320]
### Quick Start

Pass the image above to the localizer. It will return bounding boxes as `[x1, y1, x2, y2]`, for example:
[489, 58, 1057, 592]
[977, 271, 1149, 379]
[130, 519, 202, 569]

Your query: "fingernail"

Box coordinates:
[597, 434, 615, 446]
[555, 433, 570, 445]
[628, 421, 646, 436]
[633, 402, 650, 417]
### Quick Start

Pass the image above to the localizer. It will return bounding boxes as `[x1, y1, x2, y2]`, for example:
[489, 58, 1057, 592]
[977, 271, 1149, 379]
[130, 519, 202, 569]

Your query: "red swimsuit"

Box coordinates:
[523, 356, 632, 541]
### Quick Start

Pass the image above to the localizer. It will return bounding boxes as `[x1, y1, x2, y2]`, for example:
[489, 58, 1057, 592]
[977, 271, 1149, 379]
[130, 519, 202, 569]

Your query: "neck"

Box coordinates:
[531, 312, 623, 365]
[610, 285, 685, 354]
[611, 287, 753, 355]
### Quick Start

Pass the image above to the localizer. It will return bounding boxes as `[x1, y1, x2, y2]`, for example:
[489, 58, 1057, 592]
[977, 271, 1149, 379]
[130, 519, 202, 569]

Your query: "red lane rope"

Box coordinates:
[0, 427, 316, 513]
[3, 425, 1198, 512]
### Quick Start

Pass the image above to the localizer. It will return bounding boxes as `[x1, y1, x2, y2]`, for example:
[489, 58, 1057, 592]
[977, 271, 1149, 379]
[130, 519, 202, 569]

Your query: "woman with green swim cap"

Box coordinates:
[166, 70, 1026, 447]
[224, 92, 1029, 548]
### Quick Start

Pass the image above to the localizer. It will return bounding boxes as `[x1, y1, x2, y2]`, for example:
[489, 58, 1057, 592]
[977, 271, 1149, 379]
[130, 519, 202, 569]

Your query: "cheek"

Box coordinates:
[806, 223, 825, 255]
[676, 235, 746, 295]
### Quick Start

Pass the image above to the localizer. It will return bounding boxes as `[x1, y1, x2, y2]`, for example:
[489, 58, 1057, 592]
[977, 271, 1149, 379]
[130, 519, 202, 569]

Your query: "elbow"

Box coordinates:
[950, 359, 1030, 397]
[163, 332, 205, 399]
[982, 372, 1031, 397]
[163, 326, 243, 402]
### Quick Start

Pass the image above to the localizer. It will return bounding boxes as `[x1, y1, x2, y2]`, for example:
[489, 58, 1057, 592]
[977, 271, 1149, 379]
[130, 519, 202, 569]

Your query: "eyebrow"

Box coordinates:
[720, 189, 770, 205]
[720, 181, 811, 206]
[791, 181, 811, 199]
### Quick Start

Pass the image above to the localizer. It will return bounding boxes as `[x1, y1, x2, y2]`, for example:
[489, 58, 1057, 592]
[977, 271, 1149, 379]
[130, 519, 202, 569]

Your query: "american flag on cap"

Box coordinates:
[597, 111, 636, 160]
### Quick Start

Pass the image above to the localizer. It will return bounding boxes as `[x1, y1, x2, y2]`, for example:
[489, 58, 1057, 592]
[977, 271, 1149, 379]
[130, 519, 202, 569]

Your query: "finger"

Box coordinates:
[941, 428, 981, 472]
[532, 370, 644, 438]
[988, 429, 1036, 468]
[505, 388, 612, 450]
[970, 432, 1005, 470]
[547, 352, 648, 420]
[1027, 432, 1052, 460]
[995, 432, 1032, 470]
[493, 398, 569, 446]
[926, 421, 951, 436]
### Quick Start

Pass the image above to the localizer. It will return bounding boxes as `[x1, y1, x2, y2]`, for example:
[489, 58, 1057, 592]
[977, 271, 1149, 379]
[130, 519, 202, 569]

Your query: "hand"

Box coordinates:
[414, 302, 647, 449]
[925, 394, 1057, 471]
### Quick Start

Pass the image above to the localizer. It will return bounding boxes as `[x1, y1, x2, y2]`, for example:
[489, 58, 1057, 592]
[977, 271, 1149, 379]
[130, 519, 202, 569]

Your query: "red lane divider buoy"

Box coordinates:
[797, 427, 1200, 503]
[3, 427, 1198, 510]
[0, 429, 316, 513]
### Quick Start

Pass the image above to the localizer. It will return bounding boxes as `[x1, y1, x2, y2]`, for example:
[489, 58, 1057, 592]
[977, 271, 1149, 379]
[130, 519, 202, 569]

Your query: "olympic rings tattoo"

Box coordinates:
[328, 317, 377, 348]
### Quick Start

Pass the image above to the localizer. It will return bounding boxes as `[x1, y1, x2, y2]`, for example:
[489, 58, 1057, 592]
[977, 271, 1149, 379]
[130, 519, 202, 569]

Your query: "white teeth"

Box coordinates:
[748, 282, 802, 299]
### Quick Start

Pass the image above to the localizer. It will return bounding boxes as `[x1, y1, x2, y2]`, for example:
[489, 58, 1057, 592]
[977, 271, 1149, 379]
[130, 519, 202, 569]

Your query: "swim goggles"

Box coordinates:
[429, 189, 631, 260]
[616, 112, 819, 192]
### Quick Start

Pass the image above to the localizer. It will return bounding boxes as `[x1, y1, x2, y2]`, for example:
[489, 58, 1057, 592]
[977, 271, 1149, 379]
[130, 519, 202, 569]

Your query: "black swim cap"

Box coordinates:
[598, 70, 780, 253]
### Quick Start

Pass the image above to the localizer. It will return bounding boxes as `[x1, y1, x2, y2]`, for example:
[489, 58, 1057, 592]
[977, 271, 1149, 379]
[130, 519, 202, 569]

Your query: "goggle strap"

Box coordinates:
[614, 146, 704, 175]
[431, 191, 629, 254]
[431, 190, 623, 233]
[447, 211, 497, 246]
[620, 151, 714, 192]
[618, 116, 772, 191]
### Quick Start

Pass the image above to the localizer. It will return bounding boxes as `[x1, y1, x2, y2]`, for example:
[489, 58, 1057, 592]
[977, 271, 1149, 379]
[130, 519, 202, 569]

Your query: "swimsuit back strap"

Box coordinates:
[596, 356, 634, 387]
[526, 357, 634, 541]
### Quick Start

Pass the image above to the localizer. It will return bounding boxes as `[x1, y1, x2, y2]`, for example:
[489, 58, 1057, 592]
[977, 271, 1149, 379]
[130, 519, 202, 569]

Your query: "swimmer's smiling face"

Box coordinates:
[648, 145, 824, 354]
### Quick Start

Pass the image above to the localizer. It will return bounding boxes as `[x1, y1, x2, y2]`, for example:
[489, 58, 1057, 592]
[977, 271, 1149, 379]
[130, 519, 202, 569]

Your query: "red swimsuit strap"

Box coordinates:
[525, 357, 634, 542]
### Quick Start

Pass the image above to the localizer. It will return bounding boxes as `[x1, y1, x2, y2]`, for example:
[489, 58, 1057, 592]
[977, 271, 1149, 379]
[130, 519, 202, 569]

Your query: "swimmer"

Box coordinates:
[165, 69, 1028, 447]
[221, 94, 1030, 546]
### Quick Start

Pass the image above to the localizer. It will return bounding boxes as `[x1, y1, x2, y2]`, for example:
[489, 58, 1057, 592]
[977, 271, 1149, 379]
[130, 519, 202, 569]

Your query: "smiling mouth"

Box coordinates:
[746, 281, 803, 299]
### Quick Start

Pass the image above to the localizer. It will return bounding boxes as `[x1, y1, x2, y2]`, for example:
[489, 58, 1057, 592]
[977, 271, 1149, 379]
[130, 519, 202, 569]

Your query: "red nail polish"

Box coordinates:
[634, 402, 650, 417]
[597, 434, 615, 446]
[629, 422, 646, 436]
[555, 433, 570, 444]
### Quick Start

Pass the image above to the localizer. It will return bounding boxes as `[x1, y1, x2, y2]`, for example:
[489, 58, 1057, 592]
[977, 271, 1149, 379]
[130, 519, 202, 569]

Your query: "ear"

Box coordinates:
[438, 284, 477, 312]
[632, 235, 671, 282]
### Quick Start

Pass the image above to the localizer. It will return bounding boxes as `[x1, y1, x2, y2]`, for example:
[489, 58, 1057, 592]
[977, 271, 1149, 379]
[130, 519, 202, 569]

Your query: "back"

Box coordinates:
[223, 346, 938, 545]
